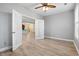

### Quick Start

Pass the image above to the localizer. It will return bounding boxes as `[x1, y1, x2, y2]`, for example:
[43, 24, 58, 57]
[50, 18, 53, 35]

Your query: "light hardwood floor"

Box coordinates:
[0, 32, 78, 56]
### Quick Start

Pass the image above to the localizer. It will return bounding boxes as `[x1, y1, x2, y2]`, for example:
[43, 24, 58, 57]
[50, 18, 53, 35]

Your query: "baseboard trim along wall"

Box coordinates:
[0, 46, 11, 52]
[73, 41, 79, 55]
[45, 36, 73, 42]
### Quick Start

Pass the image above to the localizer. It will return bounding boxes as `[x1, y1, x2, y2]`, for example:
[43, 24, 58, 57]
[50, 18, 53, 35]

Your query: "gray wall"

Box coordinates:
[0, 13, 12, 49]
[44, 10, 74, 40]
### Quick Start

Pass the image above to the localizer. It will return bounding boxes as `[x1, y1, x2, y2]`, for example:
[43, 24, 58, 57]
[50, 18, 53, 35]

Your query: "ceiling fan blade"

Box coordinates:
[41, 3, 48, 6]
[35, 6, 44, 9]
[47, 5, 56, 8]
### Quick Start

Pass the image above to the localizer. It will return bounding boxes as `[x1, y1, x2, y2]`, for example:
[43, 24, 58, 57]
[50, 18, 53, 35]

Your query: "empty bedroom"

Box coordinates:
[0, 3, 79, 56]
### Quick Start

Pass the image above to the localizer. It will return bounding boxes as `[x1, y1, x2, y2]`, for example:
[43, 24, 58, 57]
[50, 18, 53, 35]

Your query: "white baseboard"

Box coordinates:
[73, 41, 79, 55]
[45, 36, 73, 42]
[0, 46, 11, 52]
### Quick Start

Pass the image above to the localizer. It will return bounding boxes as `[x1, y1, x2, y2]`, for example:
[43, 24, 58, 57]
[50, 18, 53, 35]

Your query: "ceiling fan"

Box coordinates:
[35, 3, 56, 12]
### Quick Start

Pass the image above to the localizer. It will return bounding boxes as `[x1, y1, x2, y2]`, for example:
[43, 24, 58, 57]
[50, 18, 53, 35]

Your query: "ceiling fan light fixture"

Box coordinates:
[46, 7, 49, 11]
[43, 6, 49, 12]
[43, 6, 46, 11]
[35, 3, 56, 12]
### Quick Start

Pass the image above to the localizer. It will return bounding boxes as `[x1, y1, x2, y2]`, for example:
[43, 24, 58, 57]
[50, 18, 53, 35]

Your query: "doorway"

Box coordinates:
[12, 9, 44, 51]
[22, 16, 35, 42]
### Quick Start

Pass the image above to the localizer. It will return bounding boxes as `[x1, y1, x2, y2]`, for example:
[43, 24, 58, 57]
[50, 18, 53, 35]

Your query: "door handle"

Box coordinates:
[12, 32, 16, 33]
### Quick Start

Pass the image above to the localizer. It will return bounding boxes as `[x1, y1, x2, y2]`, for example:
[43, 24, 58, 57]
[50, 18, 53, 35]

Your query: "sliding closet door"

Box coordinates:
[35, 19, 44, 39]
[12, 9, 22, 51]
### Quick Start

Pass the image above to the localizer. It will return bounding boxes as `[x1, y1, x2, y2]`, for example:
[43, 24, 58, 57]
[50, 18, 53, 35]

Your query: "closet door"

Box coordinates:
[12, 9, 22, 51]
[35, 19, 44, 39]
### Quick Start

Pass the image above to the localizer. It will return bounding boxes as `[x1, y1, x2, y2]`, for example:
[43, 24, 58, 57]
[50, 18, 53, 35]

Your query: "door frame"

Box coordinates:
[22, 15, 44, 40]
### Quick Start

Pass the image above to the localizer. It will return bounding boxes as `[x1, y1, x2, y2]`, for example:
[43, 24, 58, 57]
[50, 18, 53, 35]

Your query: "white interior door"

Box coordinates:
[35, 19, 44, 39]
[12, 10, 22, 51]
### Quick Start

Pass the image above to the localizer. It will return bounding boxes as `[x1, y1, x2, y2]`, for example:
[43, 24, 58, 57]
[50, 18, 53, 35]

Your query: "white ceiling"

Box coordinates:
[18, 3, 75, 16]
[0, 3, 75, 16]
